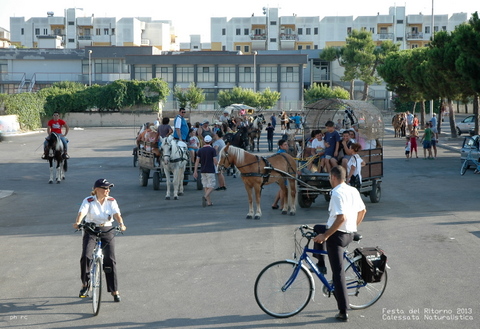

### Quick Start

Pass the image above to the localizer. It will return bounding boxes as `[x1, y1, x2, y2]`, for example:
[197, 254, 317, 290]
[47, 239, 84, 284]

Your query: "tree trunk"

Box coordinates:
[349, 80, 355, 100]
[420, 101, 426, 128]
[448, 98, 456, 138]
[361, 83, 369, 101]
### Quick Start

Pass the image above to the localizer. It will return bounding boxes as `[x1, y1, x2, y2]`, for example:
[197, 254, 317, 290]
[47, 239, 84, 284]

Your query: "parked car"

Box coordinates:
[460, 135, 480, 166]
[456, 115, 475, 135]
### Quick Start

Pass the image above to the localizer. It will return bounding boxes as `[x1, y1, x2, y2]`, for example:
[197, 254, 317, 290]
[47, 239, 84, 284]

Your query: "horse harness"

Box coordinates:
[237, 153, 295, 189]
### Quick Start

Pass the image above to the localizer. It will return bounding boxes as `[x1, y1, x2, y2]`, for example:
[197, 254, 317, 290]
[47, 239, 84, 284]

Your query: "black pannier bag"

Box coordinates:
[354, 247, 387, 283]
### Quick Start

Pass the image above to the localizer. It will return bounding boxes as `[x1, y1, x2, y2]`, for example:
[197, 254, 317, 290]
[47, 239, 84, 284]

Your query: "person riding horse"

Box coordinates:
[42, 112, 69, 159]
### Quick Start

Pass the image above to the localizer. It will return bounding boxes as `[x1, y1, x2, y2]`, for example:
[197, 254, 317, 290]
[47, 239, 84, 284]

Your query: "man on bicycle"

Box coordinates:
[313, 166, 366, 322]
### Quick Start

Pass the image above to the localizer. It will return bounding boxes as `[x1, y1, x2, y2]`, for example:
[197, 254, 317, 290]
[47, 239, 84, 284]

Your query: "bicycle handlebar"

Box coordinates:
[297, 225, 317, 239]
[76, 223, 122, 235]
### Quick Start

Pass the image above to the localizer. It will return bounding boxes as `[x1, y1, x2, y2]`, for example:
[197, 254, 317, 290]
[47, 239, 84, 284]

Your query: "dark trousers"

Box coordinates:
[267, 138, 273, 151]
[80, 227, 118, 293]
[313, 224, 353, 312]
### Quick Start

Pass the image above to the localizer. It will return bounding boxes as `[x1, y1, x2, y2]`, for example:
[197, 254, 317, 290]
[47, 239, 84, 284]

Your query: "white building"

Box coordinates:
[9, 8, 177, 50]
[205, 7, 468, 53]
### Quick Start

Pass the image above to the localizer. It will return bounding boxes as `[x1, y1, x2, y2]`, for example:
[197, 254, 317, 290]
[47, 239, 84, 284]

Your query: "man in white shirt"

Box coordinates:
[313, 166, 367, 322]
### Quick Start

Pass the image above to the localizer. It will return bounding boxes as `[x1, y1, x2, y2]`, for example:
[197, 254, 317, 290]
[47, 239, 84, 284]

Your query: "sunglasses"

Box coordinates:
[98, 186, 110, 190]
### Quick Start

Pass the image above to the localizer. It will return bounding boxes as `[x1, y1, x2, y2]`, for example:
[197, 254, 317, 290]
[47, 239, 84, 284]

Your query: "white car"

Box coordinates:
[456, 115, 475, 135]
[460, 135, 480, 167]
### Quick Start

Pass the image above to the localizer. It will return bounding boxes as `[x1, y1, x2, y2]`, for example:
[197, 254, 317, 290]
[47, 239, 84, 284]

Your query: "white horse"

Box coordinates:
[159, 136, 189, 200]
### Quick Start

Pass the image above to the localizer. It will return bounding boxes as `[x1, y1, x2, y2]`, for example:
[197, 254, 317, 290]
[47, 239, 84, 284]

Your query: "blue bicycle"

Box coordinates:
[254, 225, 387, 318]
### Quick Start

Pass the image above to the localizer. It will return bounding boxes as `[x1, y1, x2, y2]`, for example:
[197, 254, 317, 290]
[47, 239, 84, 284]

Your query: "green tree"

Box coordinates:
[304, 83, 349, 104]
[173, 83, 205, 111]
[321, 30, 399, 100]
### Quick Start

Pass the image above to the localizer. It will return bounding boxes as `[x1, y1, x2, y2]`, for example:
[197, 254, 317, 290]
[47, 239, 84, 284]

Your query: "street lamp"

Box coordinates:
[88, 50, 92, 86]
[253, 51, 257, 92]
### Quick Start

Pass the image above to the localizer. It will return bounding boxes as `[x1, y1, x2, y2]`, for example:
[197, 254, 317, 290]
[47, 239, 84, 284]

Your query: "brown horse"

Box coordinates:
[218, 145, 297, 219]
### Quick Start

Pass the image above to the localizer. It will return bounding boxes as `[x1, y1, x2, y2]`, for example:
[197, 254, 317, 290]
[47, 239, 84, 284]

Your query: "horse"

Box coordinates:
[44, 132, 67, 184]
[392, 113, 406, 138]
[224, 126, 249, 150]
[248, 114, 265, 152]
[218, 145, 297, 219]
[159, 136, 189, 200]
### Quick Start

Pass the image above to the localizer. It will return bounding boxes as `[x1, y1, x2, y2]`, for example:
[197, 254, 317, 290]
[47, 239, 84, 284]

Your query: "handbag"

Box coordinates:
[349, 156, 361, 189]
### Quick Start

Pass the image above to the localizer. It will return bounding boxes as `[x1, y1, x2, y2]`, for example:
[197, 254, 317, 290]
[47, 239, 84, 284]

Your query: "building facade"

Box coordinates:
[0, 47, 307, 110]
[9, 8, 176, 50]
[206, 7, 468, 53]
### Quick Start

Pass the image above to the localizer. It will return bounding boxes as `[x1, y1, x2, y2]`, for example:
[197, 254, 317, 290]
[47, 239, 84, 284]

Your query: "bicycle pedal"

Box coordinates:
[104, 266, 112, 273]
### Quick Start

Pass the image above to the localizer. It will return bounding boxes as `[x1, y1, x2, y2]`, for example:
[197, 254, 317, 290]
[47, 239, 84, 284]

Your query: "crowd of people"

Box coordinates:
[404, 111, 439, 160]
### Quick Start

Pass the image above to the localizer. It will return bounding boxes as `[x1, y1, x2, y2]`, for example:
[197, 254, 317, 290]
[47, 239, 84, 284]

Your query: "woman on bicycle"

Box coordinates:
[73, 179, 127, 302]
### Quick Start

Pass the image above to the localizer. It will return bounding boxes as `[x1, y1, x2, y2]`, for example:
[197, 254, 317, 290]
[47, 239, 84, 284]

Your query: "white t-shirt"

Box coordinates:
[347, 154, 364, 180]
[327, 183, 365, 233]
[311, 138, 325, 152]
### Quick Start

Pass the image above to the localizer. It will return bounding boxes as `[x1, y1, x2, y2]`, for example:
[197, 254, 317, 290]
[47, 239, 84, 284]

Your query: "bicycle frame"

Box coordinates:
[283, 241, 365, 296]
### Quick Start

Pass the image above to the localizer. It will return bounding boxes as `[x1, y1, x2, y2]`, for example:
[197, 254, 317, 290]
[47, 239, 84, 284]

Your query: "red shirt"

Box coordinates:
[48, 119, 66, 134]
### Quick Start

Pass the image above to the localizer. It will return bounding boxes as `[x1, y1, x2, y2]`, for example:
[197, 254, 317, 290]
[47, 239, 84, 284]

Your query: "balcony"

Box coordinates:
[375, 33, 394, 41]
[406, 32, 424, 40]
[250, 34, 267, 50]
[280, 33, 297, 50]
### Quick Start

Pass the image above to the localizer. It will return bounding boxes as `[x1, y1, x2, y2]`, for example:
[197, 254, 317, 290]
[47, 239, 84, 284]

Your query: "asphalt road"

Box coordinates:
[0, 122, 479, 329]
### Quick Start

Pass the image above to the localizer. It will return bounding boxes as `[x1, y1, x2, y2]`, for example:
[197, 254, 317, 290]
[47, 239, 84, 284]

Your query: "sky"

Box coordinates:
[1, 0, 478, 43]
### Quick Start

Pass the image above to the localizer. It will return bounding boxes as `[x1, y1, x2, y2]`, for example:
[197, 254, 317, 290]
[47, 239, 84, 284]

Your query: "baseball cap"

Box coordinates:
[204, 135, 212, 143]
[202, 120, 209, 125]
[94, 178, 114, 188]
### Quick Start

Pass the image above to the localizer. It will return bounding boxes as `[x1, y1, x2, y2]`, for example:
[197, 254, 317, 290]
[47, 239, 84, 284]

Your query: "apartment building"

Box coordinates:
[9, 8, 176, 50]
[207, 6, 469, 53]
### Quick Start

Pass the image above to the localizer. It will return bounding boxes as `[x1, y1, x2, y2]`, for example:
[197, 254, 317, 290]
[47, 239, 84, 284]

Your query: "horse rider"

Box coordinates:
[173, 108, 189, 142]
[42, 111, 70, 159]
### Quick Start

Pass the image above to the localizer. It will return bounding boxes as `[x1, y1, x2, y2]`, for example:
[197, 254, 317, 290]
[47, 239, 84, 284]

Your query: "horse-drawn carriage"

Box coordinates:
[215, 104, 266, 152]
[297, 99, 384, 208]
[137, 138, 203, 196]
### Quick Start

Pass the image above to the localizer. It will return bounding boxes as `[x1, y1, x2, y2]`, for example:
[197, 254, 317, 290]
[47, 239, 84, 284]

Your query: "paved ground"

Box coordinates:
[0, 116, 479, 329]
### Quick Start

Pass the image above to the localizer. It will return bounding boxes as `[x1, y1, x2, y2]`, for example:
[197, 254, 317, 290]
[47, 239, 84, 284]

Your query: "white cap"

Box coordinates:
[204, 135, 212, 143]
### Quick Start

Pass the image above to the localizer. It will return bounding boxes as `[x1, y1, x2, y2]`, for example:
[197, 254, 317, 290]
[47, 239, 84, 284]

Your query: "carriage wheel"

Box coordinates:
[183, 173, 189, 186]
[297, 193, 313, 208]
[369, 180, 381, 203]
[139, 169, 149, 186]
[196, 173, 203, 190]
[153, 171, 160, 190]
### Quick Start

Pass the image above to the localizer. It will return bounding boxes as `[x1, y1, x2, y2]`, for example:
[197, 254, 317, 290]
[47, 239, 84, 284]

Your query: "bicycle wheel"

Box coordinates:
[254, 260, 313, 318]
[460, 160, 468, 175]
[345, 261, 387, 309]
[91, 258, 102, 316]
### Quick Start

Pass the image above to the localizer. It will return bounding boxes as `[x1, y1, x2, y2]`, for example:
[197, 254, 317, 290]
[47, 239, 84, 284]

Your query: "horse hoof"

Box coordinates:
[178, 193, 184, 196]
[246, 215, 253, 219]
[254, 215, 261, 220]
[56, 181, 61, 184]
[281, 210, 288, 215]
[174, 196, 178, 200]
[165, 196, 170, 200]
[289, 212, 296, 216]
[49, 181, 53, 184]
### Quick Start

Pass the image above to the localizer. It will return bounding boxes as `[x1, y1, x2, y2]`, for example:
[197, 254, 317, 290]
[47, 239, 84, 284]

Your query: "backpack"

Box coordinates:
[354, 247, 387, 283]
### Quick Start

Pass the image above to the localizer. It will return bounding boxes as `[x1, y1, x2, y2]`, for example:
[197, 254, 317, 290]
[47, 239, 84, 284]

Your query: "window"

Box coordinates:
[397, 20, 404, 24]
[68, 21, 74, 26]
[198, 66, 214, 83]
[254, 28, 262, 35]
[96, 28, 101, 36]
[176, 66, 194, 83]
[236, 28, 241, 36]
[222, 28, 226, 35]
[281, 66, 299, 82]
[314, 27, 318, 35]
[235, 45, 241, 51]
[442, 26, 447, 31]
[68, 39, 75, 43]
[347, 27, 352, 34]
[306, 28, 311, 35]
[244, 45, 249, 53]
[111, 28, 115, 35]
[95, 59, 125, 74]
[218, 66, 235, 83]
[0, 60, 8, 74]
[298, 45, 303, 50]
[396, 37, 403, 41]
[270, 21, 277, 25]
[43, 29, 48, 35]
[306, 45, 311, 49]
[298, 28, 303, 35]
[260, 66, 278, 82]
[425, 26, 431, 34]
[239, 66, 253, 83]
[270, 38, 276, 43]
[244, 28, 249, 35]
[411, 44, 418, 49]
[135, 66, 152, 81]
[35, 28, 40, 35]
[370, 27, 375, 33]
[21, 28, 24, 35]
[156, 66, 173, 82]
[104, 29, 109, 35]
